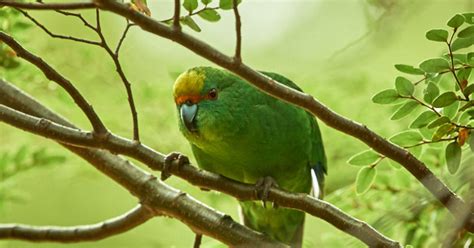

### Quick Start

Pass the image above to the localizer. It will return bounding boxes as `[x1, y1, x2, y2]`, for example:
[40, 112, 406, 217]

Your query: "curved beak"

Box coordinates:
[180, 102, 198, 132]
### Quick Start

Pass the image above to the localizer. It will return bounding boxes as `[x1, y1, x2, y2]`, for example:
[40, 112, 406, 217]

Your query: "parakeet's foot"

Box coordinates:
[161, 152, 189, 181]
[254, 176, 279, 208]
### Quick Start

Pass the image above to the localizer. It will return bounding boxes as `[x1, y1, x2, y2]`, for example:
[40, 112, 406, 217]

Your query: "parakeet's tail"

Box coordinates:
[239, 201, 305, 248]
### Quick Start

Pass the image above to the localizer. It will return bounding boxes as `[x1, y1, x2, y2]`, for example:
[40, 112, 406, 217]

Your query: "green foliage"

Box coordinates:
[355, 166, 376, 194]
[198, 9, 221, 22]
[347, 150, 380, 166]
[445, 142, 461, 174]
[425, 29, 448, 42]
[368, 12, 473, 183]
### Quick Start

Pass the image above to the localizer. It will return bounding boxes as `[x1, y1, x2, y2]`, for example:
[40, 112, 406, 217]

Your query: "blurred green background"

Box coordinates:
[1, 0, 473, 247]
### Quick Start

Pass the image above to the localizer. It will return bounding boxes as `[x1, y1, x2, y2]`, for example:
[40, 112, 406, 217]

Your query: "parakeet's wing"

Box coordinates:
[261, 71, 327, 198]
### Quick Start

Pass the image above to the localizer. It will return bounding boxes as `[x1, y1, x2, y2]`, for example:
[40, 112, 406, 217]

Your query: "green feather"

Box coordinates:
[174, 67, 327, 246]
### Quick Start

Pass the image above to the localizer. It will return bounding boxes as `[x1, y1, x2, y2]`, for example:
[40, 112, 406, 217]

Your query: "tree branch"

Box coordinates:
[0, 205, 153, 242]
[0, 80, 284, 247]
[0, 31, 108, 135]
[173, 0, 181, 30]
[92, 0, 472, 229]
[0, 1, 96, 10]
[0, 81, 401, 247]
[94, 10, 140, 141]
[232, 0, 241, 62]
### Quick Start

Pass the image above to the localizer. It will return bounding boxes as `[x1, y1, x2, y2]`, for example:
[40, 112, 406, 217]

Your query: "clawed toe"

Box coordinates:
[254, 176, 279, 208]
[161, 152, 189, 181]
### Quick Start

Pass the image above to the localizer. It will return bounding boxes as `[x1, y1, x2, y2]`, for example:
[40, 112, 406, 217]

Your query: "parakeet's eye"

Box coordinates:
[207, 88, 218, 100]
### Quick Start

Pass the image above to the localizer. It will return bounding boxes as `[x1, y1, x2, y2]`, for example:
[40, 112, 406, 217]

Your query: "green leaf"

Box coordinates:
[181, 16, 201, 32]
[356, 167, 376, 194]
[463, 13, 474, 24]
[219, 0, 241, 10]
[442, 101, 459, 119]
[464, 84, 474, 96]
[432, 92, 458, 108]
[427, 116, 450, 129]
[457, 68, 472, 83]
[347, 150, 380, 166]
[447, 14, 465, 28]
[198, 9, 221, 22]
[372, 89, 399, 104]
[423, 82, 440, 104]
[390, 130, 423, 146]
[419, 58, 450, 73]
[425, 29, 448, 42]
[201, 0, 212, 5]
[451, 37, 474, 51]
[395, 76, 414, 96]
[409, 111, 437, 129]
[183, 0, 199, 12]
[432, 123, 455, 141]
[391, 101, 419, 120]
[394, 64, 424, 75]
[458, 25, 474, 38]
[445, 142, 461, 174]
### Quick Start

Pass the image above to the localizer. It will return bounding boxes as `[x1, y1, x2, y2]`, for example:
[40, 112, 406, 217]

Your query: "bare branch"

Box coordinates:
[232, 0, 242, 62]
[0, 80, 284, 247]
[0, 1, 96, 10]
[115, 22, 134, 55]
[16, 9, 101, 46]
[94, 10, 140, 141]
[0, 89, 401, 247]
[0, 205, 153, 242]
[173, 0, 181, 30]
[0, 31, 108, 135]
[93, 0, 471, 227]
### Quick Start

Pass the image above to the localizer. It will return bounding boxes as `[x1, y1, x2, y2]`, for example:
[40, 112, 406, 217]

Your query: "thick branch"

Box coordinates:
[0, 1, 96, 10]
[0, 81, 401, 247]
[0, 80, 283, 247]
[0, 205, 153, 242]
[0, 31, 107, 135]
[93, 0, 471, 226]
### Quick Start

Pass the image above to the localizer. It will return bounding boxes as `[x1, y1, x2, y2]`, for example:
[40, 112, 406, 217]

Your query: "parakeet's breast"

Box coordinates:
[186, 86, 314, 193]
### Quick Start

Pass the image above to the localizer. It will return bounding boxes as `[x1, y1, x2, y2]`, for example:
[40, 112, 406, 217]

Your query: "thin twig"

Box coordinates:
[95, 10, 140, 141]
[173, 0, 181, 30]
[0, 1, 96, 10]
[115, 22, 134, 56]
[0, 31, 107, 135]
[93, 0, 471, 229]
[193, 234, 203, 248]
[16, 9, 101, 46]
[35, 0, 97, 31]
[446, 28, 469, 100]
[0, 205, 153, 242]
[232, 0, 242, 62]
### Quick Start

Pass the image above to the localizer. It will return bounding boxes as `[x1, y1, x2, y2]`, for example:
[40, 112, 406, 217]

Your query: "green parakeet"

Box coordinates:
[173, 67, 327, 247]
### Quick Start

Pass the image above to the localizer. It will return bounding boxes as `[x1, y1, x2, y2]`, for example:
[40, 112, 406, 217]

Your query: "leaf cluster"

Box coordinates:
[349, 12, 474, 194]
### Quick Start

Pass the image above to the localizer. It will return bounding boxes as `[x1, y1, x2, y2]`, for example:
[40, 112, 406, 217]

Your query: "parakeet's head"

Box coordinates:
[173, 67, 244, 144]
